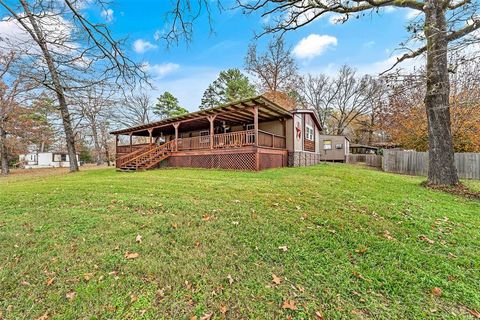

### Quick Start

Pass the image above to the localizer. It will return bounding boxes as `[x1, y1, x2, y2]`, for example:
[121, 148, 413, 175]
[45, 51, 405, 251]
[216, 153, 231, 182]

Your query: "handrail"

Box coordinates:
[117, 143, 154, 167]
[178, 136, 210, 150]
[131, 140, 176, 169]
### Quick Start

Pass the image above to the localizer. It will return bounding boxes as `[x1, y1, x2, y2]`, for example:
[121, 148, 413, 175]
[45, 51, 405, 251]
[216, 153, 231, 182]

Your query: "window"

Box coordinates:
[246, 124, 254, 130]
[61, 154, 67, 162]
[305, 125, 314, 141]
[199, 130, 210, 143]
[335, 143, 343, 149]
[324, 140, 332, 150]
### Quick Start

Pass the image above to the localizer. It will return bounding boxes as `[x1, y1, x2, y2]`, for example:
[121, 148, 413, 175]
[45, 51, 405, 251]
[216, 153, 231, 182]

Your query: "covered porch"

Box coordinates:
[111, 95, 292, 171]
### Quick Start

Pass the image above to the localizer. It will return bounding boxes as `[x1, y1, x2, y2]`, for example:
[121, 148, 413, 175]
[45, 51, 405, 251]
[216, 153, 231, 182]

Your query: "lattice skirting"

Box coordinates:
[165, 152, 257, 171]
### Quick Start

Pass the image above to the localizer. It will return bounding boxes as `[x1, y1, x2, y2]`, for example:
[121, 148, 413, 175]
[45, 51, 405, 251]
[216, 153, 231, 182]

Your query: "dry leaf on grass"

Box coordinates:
[135, 234, 142, 243]
[45, 278, 54, 286]
[467, 308, 480, 318]
[83, 273, 94, 281]
[65, 291, 76, 300]
[315, 311, 324, 319]
[36, 311, 49, 320]
[282, 300, 297, 310]
[383, 230, 395, 240]
[227, 274, 234, 285]
[124, 252, 139, 260]
[220, 305, 228, 315]
[200, 313, 213, 320]
[272, 274, 282, 285]
[431, 287, 442, 297]
[420, 235, 435, 244]
[20, 280, 31, 286]
[278, 246, 288, 252]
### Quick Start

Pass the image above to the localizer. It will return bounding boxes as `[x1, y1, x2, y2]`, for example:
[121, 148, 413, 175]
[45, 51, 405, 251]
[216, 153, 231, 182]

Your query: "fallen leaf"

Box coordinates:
[202, 214, 214, 221]
[20, 280, 31, 286]
[36, 311, 49, 320]
[282, 300, 297, 311]
[431, 287, 442, 297]
[200, 313, 213, 320]
[172, 223, 178, 229]
[383, 230, 395, 241]
[315, 311, 324, 320]
[65, 291, 76, 300]
[467, 308, 480, 318]
[355, 247, 368, 254]
[124, 252, 139, 260]
[227, 274, 234, 285]
[232, 221, 239, 225]
[156, 288, 165, 300]
[272, 274, 282, 285]
[83, 273, 94, 281]
[220, 305, 228, 315]
[130, 294, 138, 303]
[278, 246, 288, 252]
[46, 278, 54, 286]
[420, 235, 435, 244]
[135, 234, 142, 243]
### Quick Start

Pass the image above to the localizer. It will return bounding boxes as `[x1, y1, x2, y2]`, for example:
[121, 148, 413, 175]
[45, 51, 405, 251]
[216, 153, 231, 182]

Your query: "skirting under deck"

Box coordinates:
[157, 147, 287, 171]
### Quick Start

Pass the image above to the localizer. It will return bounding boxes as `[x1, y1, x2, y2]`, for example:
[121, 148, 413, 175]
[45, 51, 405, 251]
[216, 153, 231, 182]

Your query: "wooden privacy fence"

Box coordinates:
[347, 154, 383, 168]
[383, 151, 480, 180]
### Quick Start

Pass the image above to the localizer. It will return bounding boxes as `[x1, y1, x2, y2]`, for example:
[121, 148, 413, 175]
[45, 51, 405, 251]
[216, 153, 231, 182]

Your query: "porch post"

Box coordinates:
[253, 106, 258, 147]
[129, 133, 133, 152]
[148, 128, 153, 144]
[207, 115, 216, 149]
[173, 122, 180, 152]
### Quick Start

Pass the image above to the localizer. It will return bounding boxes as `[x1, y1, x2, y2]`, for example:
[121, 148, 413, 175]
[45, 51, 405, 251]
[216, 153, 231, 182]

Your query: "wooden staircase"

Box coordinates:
[117, 140, 176, 172]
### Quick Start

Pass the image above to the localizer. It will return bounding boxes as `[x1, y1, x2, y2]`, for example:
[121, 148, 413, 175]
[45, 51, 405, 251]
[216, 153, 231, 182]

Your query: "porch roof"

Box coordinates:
[110, 95, 293, 136]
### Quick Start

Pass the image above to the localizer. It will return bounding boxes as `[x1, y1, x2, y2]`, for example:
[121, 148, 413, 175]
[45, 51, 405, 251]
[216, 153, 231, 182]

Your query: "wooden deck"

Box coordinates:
[116, 130, 287, 171]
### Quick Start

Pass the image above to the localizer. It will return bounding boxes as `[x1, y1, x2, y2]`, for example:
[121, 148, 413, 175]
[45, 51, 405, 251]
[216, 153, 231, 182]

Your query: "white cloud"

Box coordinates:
[384, 7, 397, 13]
[142, 62, 180, 78]
[363, 41, 375, 48]
[293, 34, 337, 60]
[133, 39, 158, 54]
[101, 8, 114, 22]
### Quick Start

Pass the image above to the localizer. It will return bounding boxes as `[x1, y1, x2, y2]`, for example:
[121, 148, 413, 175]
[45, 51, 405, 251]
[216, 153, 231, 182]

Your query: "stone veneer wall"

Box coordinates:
[288, 151, 321, 167]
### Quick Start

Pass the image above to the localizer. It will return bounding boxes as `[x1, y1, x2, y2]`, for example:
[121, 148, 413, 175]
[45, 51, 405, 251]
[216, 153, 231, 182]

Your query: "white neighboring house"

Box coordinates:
[19, 152, 80, 169]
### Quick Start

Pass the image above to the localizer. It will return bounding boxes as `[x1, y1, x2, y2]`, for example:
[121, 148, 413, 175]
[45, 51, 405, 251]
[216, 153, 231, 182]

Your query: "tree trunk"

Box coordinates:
[424, 1, 459, 185]
[0, 126, 9, 175]
[91, 122, 103, 166]
[19, 0, 79, 172]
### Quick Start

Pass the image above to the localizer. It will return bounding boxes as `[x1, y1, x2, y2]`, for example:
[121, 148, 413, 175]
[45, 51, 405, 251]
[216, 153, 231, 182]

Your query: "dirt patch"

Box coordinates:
[422, 182, 480, 200]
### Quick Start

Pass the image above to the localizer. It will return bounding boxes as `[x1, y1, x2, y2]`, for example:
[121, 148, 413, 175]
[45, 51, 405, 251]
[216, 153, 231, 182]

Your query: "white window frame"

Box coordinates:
[335, 143, 343, 149]
[324, 140, 332, 150]
[305, 124, 314, 141]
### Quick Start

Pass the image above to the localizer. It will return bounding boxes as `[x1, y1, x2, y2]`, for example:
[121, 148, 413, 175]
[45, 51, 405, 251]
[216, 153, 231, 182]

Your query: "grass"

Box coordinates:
[0, 164, 479, 319]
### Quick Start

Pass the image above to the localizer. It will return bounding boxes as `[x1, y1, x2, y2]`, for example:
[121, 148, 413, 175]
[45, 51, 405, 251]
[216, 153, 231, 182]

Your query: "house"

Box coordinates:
[350, 144, 378, 154]
[319, 135, 350, 162]
[111, 95, 323, 171]
[19, 151, 80, 169]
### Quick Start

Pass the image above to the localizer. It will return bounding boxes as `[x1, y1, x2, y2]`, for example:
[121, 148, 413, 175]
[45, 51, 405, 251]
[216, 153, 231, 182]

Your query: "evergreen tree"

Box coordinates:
[199, 69, 256, 110]
[153, 92, 188, 119]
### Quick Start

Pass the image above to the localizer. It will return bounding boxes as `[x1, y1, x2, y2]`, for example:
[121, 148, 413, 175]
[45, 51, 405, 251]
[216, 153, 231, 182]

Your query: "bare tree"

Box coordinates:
[298, 74, 337, 132]
[245, 37, 298, 93]
[116, 92, 154, 127]
[72, 86, 115, 165]
[0, 0, 146, 172]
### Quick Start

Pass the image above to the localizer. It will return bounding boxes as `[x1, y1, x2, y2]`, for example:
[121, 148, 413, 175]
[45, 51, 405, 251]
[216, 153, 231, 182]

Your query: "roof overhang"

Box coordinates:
[110, 95, 293, 136]
[290, 109, 322, 131]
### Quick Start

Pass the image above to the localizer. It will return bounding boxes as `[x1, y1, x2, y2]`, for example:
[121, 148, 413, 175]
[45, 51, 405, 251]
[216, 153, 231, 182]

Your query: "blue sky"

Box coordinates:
[1, 1, 421, 111]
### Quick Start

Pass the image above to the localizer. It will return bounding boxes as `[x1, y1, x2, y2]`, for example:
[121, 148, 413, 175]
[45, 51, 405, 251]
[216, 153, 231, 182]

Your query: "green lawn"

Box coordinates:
[1, 164, 479, 319]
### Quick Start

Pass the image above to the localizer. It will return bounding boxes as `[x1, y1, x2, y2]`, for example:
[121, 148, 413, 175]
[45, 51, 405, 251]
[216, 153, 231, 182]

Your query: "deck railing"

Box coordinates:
[178, 136, 211, 150]
[214, 130, 255, 148]
[258, 130, 286, 149]
[117, 130, 287, 158]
